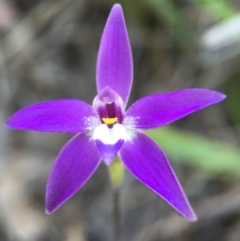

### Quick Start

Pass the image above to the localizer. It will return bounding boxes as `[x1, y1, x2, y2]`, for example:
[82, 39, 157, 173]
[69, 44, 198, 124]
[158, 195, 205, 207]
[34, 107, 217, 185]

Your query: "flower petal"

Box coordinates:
[93, 123, 126, 165]
[95, 139, 124, 165]
[119, 131, 197, 221]
[96, 4, 133, 105]
[6, 99, 99, 133]
[124, 89, 226, 129]
[46, 132, 101, 214]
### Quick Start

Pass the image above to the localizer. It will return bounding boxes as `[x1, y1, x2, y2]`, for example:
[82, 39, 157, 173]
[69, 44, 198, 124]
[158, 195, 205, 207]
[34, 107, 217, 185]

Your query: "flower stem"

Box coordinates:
[109, 157, 124, 187]
[113, 186, 121, 241]
[109, 157, 124, 241]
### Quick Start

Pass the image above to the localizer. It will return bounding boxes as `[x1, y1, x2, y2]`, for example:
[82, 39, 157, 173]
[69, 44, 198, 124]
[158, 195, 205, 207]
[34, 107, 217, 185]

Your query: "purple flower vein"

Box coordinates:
[5, 4, 226, 221]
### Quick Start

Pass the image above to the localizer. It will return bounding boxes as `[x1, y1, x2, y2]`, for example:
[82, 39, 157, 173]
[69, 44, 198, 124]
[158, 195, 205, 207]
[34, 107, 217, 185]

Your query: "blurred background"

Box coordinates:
[0, 0, 239, 240]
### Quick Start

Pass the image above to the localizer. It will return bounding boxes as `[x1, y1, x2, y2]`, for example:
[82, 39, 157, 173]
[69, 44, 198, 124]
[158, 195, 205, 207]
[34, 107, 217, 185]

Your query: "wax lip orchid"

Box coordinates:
[5, 4, 225, 221]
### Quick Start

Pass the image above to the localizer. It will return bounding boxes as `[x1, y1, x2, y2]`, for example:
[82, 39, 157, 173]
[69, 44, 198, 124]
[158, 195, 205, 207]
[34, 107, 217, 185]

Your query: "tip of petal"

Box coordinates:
[188, 213, 198, 222]
[183, 209, 198, 222]
[4, 121, 17, 130]
[213, 91, 226, 102]
[45, 207, 53, 215]
[4, 118, 16, 129]
[45, 200, 58, 215]
[111, 3, 123, 11]
[221, 94, 227, 100]
[108, 3, 124, 21]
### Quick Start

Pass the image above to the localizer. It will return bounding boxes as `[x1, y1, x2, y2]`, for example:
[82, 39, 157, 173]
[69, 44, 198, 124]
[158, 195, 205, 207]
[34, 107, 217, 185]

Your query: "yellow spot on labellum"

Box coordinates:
[102, 117, 118, 124]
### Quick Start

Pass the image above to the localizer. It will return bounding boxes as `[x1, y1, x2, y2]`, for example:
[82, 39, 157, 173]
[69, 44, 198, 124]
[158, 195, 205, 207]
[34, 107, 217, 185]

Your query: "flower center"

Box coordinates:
[92, 87, 126, 165]
[93, 86, 125, 125]
[102, 117, 118, 124]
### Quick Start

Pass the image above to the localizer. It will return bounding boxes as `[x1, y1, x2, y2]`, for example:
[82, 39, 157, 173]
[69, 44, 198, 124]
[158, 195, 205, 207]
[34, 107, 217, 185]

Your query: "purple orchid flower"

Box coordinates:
[5, 4, 225, 221]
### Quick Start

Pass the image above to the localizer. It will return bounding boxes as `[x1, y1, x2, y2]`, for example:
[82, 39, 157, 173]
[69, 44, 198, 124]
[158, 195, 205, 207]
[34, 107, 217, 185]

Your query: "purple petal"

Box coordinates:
[93, 123, 126, 165]
[124, 89, 226, 129]
[6, 99, 99, 133]
[46, 132, 101, 214]
[119, 131, 197, 221]
[96, 4, 133, 105]
[95, 139, 124, 165]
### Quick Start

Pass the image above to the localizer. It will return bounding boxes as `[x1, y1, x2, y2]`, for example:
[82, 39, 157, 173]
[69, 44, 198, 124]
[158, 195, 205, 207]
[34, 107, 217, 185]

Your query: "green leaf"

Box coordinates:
[190, 0, 235, 20]
[146, 127, 240, 176]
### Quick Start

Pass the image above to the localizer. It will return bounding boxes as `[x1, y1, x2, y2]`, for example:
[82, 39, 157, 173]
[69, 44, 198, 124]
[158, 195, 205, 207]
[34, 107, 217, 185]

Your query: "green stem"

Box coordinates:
[109, 157, 124, 241]
[113, 187, 121, 241]
[109, 157, 124, 188]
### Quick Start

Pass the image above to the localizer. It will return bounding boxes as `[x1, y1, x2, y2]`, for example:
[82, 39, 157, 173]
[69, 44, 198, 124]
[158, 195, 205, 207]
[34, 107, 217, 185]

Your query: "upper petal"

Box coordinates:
[46, 132, 101, 214]
[96, 4, 133, 105]
[124, 89, 226, 129]
[5, 99, 99, 133]
[119, 131, 197, 221]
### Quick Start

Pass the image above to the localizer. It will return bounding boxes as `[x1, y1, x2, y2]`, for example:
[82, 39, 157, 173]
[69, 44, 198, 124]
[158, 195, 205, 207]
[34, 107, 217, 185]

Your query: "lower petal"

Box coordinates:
[46, 132, 101, 214]
[119, 131, 197, 221]
[93, 123, 126, 165]
[95, 139, 124, 165]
